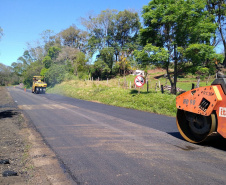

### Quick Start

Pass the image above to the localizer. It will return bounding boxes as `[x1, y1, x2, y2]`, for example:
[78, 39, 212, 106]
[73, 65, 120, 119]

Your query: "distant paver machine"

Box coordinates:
[32, 76, 47, 94]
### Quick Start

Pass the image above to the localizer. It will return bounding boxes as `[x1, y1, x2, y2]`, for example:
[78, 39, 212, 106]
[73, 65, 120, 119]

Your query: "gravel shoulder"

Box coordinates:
[0, 87, 74, 185]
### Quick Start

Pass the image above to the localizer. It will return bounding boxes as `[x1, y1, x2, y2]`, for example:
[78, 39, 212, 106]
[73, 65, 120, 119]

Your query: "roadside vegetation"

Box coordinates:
[1, 0, 226, 116]
[47, 76, 177, 117]
[47, 69, 216, 117]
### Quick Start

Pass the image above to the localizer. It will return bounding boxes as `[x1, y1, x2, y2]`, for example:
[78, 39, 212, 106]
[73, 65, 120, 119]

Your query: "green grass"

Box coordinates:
[46, 72, 216, 118]
[47, 77, 177, 117]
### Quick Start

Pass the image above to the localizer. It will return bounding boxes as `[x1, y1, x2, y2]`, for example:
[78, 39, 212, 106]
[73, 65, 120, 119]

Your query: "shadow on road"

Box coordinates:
[168, 132, 184, 140]
[168, 132, 226, 151]
[202, 135, 226, 151]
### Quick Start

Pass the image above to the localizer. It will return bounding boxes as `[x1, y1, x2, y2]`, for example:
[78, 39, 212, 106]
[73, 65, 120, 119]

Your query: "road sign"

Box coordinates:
[134, 75, 145, 87]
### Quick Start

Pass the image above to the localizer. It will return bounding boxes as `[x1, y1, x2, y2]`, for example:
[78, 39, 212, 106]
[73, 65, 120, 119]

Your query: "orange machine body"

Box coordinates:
[176, 85, 226, 138]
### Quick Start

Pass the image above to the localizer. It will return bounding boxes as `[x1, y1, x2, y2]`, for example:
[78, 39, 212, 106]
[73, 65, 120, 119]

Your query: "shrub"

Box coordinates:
[45, 64, 67, 86]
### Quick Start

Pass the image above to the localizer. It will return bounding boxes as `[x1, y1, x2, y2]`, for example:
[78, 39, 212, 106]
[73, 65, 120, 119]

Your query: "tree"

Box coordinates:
[45, 64, 67, 86]
[57, 46, 80, 64]
[48, 46, 61, 60]
[17, 50, 33, 66]
[22, 60, 44, 87]
[73, 51, 87, 76]
[42, 56, 52, 69]
[60, 25, 88, 52]
[56, 46, 87, 76]
[41, 46, 61, 69]
[40, 29, 61, 52]
[82, 9, 117, 51]
[27, 43, 46, 62]
[99, 47, 114, 72]
[206, 0, 226, 66]
[0, 63, 12, 86]
[82, 9, 140, 62]
[11, 62, 24, 76]
[138, 0, 217, 94]
[92, 59, 111, 79]
[114, 10, 141, 49]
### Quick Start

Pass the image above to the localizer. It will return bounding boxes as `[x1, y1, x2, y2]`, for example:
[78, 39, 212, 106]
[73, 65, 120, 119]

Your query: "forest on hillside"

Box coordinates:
[1, 0, 226, 94]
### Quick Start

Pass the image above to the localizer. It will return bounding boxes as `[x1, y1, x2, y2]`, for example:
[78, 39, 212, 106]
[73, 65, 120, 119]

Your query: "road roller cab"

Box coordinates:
[32, 76, 47, 94]
[176, 78, 226, 143]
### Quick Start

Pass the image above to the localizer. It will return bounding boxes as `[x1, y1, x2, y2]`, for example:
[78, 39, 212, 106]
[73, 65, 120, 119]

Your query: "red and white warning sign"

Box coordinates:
[134, 75, 145, 87]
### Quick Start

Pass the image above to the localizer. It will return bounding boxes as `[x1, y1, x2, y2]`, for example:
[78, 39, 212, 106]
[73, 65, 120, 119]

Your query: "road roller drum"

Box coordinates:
[176, 78, 226, 143]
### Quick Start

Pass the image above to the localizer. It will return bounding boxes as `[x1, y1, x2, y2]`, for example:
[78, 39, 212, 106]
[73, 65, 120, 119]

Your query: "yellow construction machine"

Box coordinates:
[32, 76, 47, 94]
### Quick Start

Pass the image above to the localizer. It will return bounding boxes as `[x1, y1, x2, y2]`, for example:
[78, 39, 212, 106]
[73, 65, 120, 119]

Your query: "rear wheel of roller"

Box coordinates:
[176, 109, 216, 143]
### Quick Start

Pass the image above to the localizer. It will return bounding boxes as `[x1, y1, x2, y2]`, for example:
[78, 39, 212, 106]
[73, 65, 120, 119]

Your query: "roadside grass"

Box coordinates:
[47, 72, 216, 117]
[47, 77, 177, 117]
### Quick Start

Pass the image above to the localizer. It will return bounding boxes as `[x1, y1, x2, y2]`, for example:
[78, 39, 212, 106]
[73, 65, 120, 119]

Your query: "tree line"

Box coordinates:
[1, 0, 226, 94]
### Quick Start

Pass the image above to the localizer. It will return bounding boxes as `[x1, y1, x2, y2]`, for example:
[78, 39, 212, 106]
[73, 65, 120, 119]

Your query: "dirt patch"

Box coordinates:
[148, 68, 165, 74]
[0, 87, 75, 184]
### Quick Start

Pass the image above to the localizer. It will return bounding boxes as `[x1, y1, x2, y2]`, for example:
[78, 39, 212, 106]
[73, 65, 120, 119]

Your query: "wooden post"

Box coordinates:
[158, 80, 160, 88]
[161, 85, 164, 94]
[206, 75, 210, 85]
[196, 78, 200, 88]
[191, 83, 195, 89]
[147, 80, 149, 92]
[155, 82, 157, 91]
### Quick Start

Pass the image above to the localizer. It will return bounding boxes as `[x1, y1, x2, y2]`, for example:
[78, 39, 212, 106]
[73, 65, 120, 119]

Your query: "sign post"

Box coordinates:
[134, 75, 145, 94]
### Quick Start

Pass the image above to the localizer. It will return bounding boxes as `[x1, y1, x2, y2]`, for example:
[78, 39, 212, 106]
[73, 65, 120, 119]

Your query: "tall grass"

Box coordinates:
[47, 77, 177, 117]
[47, 73, 216, 117]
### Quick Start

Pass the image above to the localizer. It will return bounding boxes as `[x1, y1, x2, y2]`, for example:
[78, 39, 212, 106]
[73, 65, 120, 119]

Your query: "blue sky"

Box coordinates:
[0, 0, 150, 66]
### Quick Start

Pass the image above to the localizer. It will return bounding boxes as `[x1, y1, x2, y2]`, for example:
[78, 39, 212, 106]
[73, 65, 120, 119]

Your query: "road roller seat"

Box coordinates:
[211, 78, 226, 95]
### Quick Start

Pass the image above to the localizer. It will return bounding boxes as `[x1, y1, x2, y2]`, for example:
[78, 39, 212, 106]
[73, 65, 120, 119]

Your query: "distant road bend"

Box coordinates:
[8, 87, 226, 185]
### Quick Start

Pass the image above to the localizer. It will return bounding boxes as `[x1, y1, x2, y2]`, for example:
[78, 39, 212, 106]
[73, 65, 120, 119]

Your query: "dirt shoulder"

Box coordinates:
[0, 87, 75, 185]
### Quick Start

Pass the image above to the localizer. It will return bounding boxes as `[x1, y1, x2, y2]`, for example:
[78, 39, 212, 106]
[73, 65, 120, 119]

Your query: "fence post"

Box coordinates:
[161, 85, 164, 94]
[206, 75, 210, 85]
[196, 78, 200, 88]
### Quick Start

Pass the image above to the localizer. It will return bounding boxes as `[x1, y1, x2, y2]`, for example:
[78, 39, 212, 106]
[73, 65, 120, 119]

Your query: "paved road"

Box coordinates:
[8, 87, 226, 185]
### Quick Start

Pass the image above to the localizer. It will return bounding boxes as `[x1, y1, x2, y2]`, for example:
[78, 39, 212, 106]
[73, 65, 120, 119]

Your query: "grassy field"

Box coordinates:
[47, 70, 216, 117]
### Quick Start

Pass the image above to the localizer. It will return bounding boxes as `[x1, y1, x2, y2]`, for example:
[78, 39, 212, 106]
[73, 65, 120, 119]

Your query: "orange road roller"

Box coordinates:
[176, 78, 226, 143]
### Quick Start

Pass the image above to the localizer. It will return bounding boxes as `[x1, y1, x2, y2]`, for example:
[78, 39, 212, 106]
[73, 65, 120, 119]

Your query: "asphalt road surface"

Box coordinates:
[8, 87, 226, 185]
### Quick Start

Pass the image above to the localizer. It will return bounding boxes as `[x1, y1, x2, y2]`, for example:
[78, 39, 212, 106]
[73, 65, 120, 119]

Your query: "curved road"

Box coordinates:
[8, 87, 226, 185]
